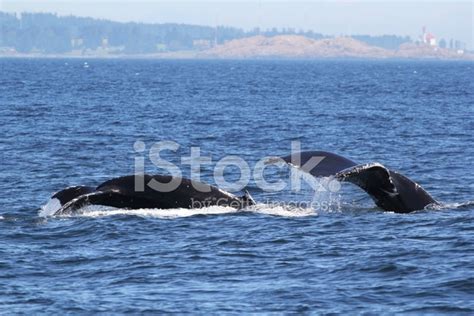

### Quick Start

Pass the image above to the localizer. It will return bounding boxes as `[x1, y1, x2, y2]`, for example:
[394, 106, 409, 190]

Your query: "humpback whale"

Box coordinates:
[44, 152, 439, 216]
[47, 174, 255, 216]
[275, 151, 439, 213]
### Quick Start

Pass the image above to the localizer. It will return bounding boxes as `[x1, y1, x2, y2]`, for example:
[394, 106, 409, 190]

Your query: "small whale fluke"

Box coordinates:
[277, 151, 439, 213]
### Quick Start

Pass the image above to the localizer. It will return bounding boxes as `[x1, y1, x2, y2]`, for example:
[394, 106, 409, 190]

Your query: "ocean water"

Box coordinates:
[0, 58, 473, 313]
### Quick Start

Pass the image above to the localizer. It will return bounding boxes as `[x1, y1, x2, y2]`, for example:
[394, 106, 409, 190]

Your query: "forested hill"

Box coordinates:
[0, 12, 411, 54]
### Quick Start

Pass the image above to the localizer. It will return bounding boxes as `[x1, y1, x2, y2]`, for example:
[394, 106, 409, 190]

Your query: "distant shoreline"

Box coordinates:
[2, 56, 472, 62]
[2, 11, 471, 62]
[2, 35, 472, 61]
[1, 52, 473, 62]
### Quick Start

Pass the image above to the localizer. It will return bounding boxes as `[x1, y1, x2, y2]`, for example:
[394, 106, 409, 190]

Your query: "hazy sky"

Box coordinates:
[1, 0, 473, 48]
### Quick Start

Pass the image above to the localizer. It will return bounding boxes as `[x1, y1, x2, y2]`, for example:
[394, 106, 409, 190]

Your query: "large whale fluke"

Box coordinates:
[52, 185, 95, 205]
[276, 151, 439, 213]
[49, 174, 255, 216]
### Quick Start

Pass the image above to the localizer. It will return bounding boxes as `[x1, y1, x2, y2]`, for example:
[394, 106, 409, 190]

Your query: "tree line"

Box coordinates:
[0, 12, 412, 54]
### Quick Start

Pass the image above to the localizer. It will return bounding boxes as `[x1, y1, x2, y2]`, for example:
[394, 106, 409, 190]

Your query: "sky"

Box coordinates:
[1, 0, 473, 49]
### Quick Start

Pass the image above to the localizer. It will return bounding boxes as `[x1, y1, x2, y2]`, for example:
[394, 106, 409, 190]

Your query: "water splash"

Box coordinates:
[425, 200, 474, 211]
[289, 166, 343, 212]
[39, 198, 62, 217]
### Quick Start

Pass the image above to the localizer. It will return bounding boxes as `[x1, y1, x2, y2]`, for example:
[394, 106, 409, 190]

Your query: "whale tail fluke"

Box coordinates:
[52, 186, 95, 206]
[275, 151, 438, 213]
[40, 186, 96, 216]
[276, 151, 357, 177]
[335, 163, 405, 212]
[54, 190, 160, 215]
[336, 163, 396, 196]
[336, 163, 438, 212]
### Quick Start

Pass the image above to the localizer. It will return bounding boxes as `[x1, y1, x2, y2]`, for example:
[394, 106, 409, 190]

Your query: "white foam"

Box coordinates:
[70, 204, 238, 219]
[79, 206, 238, 218]
[47, 203, 317, 219]
[39, 198, 62, 217]
[425, 200, 474, 211]
[250, 204, 316, 217]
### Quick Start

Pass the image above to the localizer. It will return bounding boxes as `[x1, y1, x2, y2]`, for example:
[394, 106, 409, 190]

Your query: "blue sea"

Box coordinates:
[0, 58, 473, 314]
